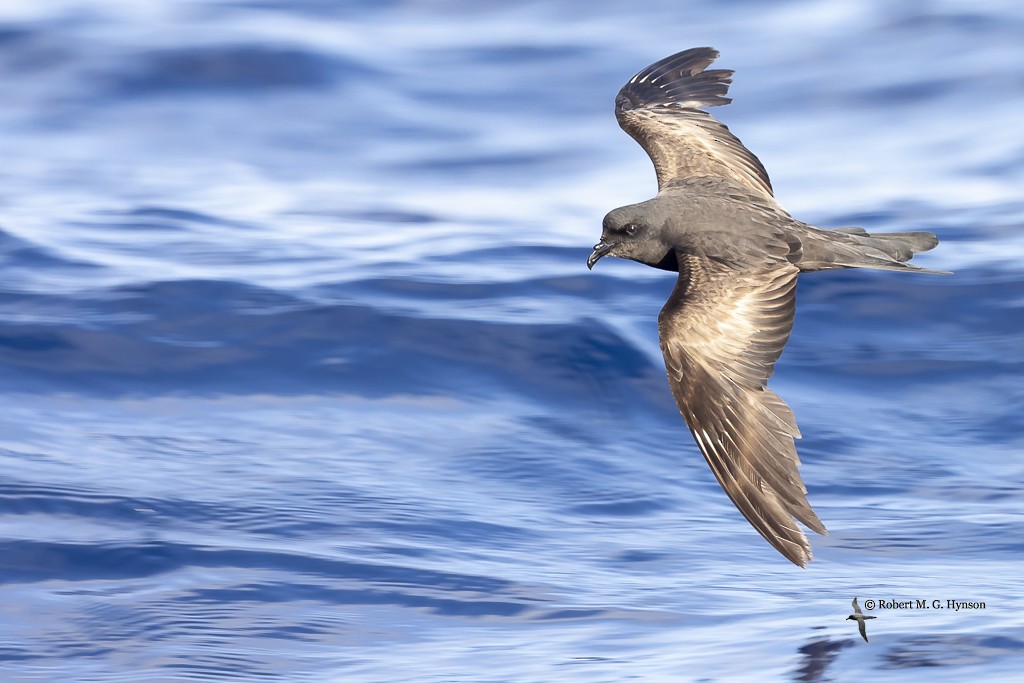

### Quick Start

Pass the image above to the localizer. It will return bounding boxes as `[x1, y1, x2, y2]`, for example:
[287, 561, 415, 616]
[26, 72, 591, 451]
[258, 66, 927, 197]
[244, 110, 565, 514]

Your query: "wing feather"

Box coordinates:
[658, 254, 826, 566]
[616, 47, 773, 198]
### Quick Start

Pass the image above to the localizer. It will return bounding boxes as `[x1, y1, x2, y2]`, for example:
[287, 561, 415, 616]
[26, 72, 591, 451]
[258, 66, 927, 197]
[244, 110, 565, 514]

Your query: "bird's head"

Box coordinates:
[588, 203, 676, 271]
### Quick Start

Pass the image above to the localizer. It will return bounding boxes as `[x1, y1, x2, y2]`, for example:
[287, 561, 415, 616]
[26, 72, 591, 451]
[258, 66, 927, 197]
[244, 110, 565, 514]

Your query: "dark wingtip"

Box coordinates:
[617, 46, 732, 112]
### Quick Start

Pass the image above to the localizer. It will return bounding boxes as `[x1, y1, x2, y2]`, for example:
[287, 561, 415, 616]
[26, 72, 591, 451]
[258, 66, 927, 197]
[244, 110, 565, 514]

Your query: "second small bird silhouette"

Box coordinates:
[847, 597, 877, 642]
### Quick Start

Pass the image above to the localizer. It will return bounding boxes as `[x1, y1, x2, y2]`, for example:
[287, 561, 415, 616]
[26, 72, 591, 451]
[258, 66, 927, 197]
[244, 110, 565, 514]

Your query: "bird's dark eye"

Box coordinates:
[625, 224, 638, 236]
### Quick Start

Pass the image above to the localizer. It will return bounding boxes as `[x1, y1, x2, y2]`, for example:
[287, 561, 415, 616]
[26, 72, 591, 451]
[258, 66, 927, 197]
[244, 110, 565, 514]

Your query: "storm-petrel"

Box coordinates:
[847, 598, 876, 642]
[587, 48, 945, 566]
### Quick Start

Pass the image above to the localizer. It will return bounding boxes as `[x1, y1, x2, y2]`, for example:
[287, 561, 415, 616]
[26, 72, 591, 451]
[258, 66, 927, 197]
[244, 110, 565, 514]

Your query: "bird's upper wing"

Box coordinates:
[615, 47, 773, 198]
[852, 598, 862, 614]
[658, 255, 826, 567]
[858, 619, 869, 643]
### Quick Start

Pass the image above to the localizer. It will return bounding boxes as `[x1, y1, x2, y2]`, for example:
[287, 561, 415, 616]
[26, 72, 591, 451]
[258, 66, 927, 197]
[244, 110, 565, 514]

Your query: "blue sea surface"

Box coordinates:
[0, 1, 1023, 681]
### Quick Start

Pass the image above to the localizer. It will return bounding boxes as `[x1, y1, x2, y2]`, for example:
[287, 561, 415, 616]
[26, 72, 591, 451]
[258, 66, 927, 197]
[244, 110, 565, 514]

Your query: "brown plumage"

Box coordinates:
[587, 48, 946, 566]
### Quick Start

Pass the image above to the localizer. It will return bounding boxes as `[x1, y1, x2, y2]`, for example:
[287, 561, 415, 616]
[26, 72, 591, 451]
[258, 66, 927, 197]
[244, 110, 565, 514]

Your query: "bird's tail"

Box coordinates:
[797, 226, 950, 274]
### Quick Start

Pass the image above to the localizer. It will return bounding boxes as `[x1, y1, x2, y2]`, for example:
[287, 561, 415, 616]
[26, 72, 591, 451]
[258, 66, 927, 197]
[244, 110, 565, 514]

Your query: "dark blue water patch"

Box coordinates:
[0, 288, 302, 392]
[339, 209, 439, 225]
[793, 638, 855, 683]
[858, 78, 965, 106]
[347, 272, 655, 304]
[0, 278, 668, 400]
[0, 540, 183, 584]
[0, 25, 33, 45]
[0, 646, 35, 663]
[882, 635, 1024, 669]
[0, 538, 527, 598]
[95, 205, 248, 229]
[159, 661, 281, 682]
[393, 149, 583, 179]
[0, 481, 165, 521]
[794, 267, 1023, 347]
[534, 609, 608, 621]
[0, 23, 70, 72]
[109, 44, 369, 95]
[0, 226, 101, 270]
[105, 279, 303, 316]
[0, 477, 352, 540]
[566, 496, 672, 517]
[0, 330, 72, 352]
[613, 549, 668, 564]
[322, 306, 660, 403]
[797, 429, 862, 461]
[0, 642, 116, 666]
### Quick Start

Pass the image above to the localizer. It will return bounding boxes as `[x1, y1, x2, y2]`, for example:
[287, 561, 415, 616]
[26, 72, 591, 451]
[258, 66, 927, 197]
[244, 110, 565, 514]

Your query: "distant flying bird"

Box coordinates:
[587, 47, 946, 566]
[847, 598, 876, 642]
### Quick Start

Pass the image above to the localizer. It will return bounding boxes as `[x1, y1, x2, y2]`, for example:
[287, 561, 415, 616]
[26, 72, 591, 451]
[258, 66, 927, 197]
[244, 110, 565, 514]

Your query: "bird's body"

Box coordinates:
[847, 598, 877, 642]
[606, 179, 940, 274]
[587, 48, 944, 567]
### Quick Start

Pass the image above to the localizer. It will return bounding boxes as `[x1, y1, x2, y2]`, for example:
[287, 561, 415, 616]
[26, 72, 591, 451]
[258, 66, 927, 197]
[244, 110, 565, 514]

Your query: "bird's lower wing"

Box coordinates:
[858, 619, 869, 643]
[658, 255, 826, 567]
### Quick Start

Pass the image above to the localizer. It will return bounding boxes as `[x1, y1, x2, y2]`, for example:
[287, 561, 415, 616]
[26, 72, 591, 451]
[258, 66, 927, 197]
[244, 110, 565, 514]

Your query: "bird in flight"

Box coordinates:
[847, 598, 876, 642]
[587, 48, 945, 566]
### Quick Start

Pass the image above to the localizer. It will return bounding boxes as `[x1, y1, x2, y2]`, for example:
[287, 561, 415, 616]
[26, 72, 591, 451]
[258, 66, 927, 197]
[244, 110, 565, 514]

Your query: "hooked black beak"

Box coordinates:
[587, 241, 612, 270]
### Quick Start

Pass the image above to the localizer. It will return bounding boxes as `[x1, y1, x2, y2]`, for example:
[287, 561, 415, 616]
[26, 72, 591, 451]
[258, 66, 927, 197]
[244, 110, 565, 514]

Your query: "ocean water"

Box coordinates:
[0, 1, 1022, 681]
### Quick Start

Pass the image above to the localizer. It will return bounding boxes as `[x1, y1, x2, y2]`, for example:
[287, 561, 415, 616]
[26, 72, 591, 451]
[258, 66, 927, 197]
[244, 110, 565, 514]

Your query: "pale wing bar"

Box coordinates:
[615, 47, 774, 198]
[658, 256, 826, 566]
